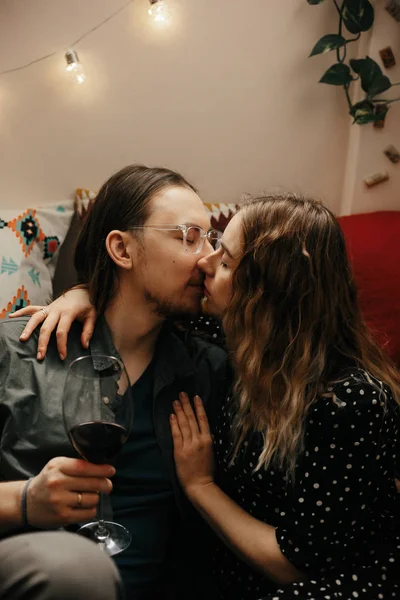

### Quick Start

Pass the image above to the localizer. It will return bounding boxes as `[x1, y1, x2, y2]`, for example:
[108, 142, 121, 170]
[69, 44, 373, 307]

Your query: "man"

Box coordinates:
[0, 165, 228, 600]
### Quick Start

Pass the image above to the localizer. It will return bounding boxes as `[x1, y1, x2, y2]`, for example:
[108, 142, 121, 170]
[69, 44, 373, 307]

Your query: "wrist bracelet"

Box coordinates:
[21, 477, 33, 528]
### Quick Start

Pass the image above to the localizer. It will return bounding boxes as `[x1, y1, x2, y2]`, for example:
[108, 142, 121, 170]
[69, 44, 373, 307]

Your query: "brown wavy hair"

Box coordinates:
[223, 194, 400, 476]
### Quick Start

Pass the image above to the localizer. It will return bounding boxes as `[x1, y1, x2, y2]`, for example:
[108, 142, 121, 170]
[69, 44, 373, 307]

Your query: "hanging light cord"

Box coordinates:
[0, 0, 136, 77]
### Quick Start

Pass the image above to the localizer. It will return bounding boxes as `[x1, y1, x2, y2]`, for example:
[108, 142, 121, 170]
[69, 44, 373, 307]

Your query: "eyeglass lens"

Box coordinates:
[185, 227, 221, 252]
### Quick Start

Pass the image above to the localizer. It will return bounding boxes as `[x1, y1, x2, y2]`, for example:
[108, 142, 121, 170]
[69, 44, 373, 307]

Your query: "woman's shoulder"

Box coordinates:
[301, 370, 399, 469]
[309, 368, 398, 425]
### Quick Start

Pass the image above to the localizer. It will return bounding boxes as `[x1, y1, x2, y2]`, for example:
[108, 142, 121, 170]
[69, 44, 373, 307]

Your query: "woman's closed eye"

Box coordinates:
[220, 252, 230, 268]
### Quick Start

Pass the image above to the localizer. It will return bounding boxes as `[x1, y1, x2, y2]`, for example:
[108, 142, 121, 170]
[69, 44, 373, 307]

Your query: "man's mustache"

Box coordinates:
[188, 278, 205, 286]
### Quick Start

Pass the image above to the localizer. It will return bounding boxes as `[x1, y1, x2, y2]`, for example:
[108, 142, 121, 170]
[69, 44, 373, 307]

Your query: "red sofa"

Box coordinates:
[339, 211, 400, 367]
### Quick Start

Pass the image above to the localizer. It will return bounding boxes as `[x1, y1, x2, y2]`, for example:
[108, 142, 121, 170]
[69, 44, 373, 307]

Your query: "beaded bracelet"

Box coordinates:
[20, 477, 33, 528]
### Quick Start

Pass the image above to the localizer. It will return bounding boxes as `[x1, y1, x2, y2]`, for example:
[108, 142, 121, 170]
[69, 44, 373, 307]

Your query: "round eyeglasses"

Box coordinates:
[130, 225, 223, 255]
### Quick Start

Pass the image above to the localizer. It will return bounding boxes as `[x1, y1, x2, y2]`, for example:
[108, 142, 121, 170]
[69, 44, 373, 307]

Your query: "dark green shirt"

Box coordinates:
[112, 359, 176, 597]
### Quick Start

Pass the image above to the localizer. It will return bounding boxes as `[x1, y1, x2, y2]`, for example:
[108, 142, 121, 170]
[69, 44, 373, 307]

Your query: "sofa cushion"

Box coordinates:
[0, 202, 74, 317]
[339, 211, 400, 366]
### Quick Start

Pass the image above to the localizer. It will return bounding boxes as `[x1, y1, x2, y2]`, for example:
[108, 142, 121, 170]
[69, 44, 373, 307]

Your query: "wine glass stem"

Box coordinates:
[96, 493, 109, 541]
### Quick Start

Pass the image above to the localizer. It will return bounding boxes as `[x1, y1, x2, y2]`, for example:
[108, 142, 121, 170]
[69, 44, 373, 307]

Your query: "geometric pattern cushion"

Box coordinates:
[203, 202, 239, 232]
[0, 201, 74, 318]
[75, 188, 97, 219]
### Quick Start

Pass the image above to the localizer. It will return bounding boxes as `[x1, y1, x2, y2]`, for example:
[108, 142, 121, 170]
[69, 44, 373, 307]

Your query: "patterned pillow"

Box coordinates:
[75, 188, 97, 219]
[203, 202, 239, 232]
[75, 189, 238, 233]
[0, 202, 74, 318]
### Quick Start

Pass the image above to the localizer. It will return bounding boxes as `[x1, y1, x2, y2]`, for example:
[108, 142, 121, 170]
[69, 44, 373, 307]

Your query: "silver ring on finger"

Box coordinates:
[40, 308, 48, 319]
[77, 492, 83, 507]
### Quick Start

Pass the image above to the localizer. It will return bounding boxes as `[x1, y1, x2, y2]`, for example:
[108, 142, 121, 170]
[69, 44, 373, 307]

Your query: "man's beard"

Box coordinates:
[144, 288, 202, 320]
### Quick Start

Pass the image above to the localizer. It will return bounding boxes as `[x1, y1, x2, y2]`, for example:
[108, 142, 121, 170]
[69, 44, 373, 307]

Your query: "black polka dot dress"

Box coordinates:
[213, 370, 400, 599]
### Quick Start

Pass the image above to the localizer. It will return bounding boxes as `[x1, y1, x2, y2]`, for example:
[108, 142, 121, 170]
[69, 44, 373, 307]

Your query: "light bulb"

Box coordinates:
[65, 50, 86, 84]
[148, 0, 170, 22]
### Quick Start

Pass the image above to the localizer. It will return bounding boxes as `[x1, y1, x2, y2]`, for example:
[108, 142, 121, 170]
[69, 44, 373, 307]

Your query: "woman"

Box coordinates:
[14, 194, 400, 599]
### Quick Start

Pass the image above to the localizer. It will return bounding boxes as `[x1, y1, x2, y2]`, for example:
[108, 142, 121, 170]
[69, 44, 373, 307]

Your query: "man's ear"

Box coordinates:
[106, 230, 137, 270]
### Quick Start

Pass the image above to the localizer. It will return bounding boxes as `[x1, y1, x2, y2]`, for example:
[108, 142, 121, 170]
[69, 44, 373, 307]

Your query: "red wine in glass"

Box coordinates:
[63, 354, 133, 556]
[69, 422, 129, 465]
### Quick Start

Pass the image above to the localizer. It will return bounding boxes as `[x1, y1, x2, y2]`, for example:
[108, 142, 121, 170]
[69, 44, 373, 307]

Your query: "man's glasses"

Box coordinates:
[130, 225, 223, 255]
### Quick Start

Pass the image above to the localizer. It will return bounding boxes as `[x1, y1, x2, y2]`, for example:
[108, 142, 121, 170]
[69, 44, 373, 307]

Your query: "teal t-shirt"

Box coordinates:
[111, 360, 176, 598]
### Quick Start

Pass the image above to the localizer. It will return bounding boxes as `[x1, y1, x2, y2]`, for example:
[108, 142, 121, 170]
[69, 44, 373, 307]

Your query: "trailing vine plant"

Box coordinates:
[307, 0, 400, 124]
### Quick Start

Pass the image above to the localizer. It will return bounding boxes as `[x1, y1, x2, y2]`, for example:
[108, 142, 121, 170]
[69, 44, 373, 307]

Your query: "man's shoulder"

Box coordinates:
[0, 316, 83, 359]
[0, 317, 33, 355]
[0, 316, 29, 338]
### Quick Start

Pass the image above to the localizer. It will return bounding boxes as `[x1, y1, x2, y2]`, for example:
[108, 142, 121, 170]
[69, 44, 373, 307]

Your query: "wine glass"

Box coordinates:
[63, 354, 133, 556]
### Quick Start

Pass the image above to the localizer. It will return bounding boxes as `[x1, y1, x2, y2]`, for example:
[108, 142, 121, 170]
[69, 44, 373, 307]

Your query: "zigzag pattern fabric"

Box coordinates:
[0, 202, 74, 319]
[76, 189, 239, 232]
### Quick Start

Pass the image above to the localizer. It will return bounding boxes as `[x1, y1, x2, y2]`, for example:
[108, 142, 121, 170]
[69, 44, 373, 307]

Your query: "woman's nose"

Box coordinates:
[197, 252, 215, 275]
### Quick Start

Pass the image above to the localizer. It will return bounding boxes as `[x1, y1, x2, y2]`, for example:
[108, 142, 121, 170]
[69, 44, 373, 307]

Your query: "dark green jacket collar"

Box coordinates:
[90, 315, 197, 385]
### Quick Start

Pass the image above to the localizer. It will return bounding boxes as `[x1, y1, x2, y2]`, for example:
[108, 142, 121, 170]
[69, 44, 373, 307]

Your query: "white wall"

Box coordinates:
[340, 3, 400, 215]
[0, 0, 351, 212]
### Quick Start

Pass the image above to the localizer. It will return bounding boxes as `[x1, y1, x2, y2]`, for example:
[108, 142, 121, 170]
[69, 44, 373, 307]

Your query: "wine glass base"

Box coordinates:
[78, 521, 132, 556]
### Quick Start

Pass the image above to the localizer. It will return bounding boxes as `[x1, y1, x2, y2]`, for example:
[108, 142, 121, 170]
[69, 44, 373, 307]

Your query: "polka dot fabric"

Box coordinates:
[213, 370, 400, 599]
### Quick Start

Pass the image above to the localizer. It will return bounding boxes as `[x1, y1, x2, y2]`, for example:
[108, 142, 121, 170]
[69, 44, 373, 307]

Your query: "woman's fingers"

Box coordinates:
[80, 309, 97, 349]
[193, 395, 211, 436]
[54, 314, 77, 360]
[170, 414, 183, 450]
[179, 392, 200, 436]
[173, 398, 193, 442]
[17, 308, 88, 360]
[9, 305, 43, 318]
[18, 308, 47, 342]
[15, 289, 96, 360]
[171, 394, 211, 452]
[36, 312, 65, 360]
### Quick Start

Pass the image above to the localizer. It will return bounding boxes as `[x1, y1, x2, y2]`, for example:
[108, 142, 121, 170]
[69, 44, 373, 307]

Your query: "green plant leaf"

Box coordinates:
[350, 56, 392, 96]
[310, 34, 347, 57]
[342, 0, 374, 34]
[320, 63, 353, 85]
[307, 0, 326, 4]
[350, 100, 376, 124]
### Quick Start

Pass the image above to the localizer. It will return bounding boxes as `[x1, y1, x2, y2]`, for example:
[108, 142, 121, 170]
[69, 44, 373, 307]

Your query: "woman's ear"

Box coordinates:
[106, 230, 135, 270]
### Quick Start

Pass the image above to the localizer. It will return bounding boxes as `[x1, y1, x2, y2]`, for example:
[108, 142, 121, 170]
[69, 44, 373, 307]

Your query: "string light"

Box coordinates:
[0, 0, 135, 79]
[0, 0, 173, 89]
[148, 0, 170, 23]
[65, 50, 86, 84]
